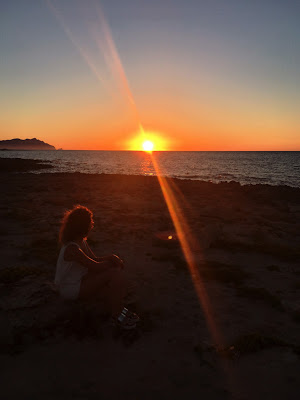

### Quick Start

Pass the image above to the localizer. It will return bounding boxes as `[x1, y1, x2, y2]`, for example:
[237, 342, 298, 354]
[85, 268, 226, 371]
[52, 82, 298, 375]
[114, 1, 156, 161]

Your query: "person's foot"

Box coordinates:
[121, 307, 140, 324]
[111, 311, 138, 330]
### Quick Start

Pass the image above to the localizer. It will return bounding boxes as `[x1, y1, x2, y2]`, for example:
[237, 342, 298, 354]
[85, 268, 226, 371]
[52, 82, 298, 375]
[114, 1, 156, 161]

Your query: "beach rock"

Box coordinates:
[0, 277, 56, 311]
[0, 157, 53, 172]
[0, 312, 14, 349]
[197, 223, 222, 250]
[221, 224, 254, 247]
[288, 203, 300, 214]
[0, 273, 106, 348]
[193, 337, 217, 368]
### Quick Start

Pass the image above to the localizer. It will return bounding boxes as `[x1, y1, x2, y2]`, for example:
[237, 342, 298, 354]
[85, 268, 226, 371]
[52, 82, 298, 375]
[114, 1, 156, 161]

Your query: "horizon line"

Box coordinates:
[1, 148, 299, 152]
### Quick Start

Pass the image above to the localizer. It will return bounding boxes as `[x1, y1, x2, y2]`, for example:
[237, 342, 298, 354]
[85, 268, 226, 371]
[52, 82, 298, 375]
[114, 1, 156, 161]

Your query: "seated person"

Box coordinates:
[55, 205, 139, 330]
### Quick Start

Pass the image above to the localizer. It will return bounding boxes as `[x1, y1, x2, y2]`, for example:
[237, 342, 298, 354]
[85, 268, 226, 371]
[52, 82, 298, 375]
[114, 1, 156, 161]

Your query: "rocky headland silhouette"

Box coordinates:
[0, 138, 55, 150]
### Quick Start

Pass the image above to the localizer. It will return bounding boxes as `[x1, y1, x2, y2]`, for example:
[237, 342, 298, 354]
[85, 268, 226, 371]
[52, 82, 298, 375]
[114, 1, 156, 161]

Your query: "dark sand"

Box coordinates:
[0, 158, 299, 399]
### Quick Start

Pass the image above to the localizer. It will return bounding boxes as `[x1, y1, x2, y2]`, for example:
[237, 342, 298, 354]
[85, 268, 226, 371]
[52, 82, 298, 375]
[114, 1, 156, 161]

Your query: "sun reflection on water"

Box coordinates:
[140, 153, 155, 176]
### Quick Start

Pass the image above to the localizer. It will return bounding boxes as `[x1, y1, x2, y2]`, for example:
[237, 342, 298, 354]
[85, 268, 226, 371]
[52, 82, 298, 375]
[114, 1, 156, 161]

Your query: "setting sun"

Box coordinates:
[127, 129, 169, 151]
[142, 140, 154, 152]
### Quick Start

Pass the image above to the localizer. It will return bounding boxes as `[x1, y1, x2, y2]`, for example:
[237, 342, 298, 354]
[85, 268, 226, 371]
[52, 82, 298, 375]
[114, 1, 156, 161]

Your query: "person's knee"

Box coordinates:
[108, 257, 123, 270]
[109, 268, 125, 286]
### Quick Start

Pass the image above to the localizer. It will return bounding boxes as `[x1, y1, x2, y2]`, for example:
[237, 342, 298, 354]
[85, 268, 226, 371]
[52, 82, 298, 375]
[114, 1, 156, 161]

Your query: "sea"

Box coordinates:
[1, 150, 300, 188]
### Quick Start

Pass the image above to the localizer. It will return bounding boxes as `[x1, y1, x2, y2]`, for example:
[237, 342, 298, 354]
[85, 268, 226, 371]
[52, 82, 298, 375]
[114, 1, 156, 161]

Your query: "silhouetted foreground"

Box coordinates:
[0, 157, 53, 172]
[0, 158, 299, 399]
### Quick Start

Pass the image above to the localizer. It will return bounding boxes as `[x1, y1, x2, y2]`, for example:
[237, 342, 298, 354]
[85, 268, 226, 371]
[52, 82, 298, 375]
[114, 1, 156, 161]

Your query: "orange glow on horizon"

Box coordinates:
[127, 126, 169, 151]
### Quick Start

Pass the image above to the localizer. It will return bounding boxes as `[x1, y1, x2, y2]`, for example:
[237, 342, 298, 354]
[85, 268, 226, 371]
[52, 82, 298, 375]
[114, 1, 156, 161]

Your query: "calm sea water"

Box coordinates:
[1, 150, 300, 188]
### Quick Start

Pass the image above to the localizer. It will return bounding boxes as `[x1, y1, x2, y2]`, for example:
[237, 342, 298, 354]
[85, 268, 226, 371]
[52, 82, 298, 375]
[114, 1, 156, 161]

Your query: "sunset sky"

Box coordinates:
[1, 0, 299, 150]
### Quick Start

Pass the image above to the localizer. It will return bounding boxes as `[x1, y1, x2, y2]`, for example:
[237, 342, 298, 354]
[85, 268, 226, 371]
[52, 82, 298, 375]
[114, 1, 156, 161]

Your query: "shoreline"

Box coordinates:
[1, 157, 300, 190]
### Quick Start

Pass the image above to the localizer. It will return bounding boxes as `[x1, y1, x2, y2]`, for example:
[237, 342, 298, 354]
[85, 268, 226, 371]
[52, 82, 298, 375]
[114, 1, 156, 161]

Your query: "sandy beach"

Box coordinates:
[0, 158, 299, 399]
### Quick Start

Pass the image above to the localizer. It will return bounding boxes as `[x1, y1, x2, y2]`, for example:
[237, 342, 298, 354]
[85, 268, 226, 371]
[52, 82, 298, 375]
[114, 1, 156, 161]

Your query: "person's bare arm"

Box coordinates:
[82, 240, 97, 259]
[64, 244, 110, 273]
[84, 240, 124, 268]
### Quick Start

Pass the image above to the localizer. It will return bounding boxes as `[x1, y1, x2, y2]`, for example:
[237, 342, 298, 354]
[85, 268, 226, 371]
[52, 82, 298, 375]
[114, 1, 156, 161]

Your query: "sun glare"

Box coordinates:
[127, 129, 169, 151]
[142, 140, 154, 152]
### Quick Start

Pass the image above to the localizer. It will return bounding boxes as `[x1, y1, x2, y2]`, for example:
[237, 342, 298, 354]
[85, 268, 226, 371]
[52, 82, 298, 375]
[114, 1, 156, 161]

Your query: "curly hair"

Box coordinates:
[59, 205, 94, 245]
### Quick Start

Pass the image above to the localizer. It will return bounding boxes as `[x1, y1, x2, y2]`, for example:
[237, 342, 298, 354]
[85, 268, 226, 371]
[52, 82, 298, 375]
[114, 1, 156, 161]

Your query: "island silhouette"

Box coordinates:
[0, 138, 56, 150]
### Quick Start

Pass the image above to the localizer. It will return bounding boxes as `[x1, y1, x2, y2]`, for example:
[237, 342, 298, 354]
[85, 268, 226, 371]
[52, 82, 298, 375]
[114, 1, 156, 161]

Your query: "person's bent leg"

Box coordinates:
[79, 268, 127, 317]
[106, 268, 127, 317]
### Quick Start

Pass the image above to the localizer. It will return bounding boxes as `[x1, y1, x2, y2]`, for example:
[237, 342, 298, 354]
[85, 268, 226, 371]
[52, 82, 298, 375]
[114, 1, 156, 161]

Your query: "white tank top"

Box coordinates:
[54, 242, 88, 300]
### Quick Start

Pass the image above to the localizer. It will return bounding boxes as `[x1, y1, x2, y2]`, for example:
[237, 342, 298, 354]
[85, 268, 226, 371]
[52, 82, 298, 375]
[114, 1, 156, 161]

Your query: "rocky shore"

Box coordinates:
[0, 158, 299, 399]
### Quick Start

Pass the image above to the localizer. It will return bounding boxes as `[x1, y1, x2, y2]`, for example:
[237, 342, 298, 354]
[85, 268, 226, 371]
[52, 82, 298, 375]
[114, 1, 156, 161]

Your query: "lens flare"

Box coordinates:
[46, 0, 141, 128]
[150, 153, 225, 347]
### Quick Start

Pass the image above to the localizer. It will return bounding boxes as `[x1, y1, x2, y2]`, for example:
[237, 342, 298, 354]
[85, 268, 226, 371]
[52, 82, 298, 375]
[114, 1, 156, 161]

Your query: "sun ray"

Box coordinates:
[46, 0, 141, 128]
[149, 154, 240, 395]
[150, 153, 224, 348]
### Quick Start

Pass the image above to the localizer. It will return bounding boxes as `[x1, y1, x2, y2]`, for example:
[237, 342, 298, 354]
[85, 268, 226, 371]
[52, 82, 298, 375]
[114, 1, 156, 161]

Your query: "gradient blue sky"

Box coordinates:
[1, 0, 299, 150]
